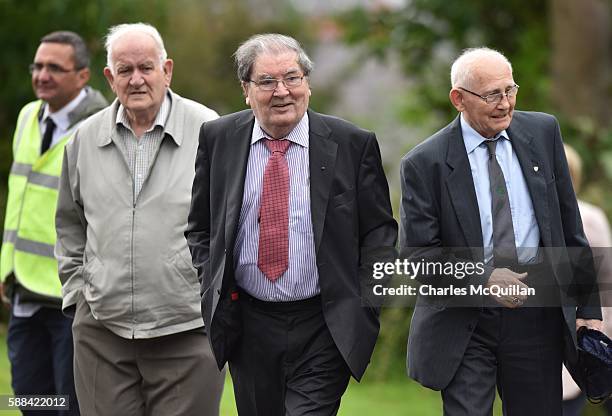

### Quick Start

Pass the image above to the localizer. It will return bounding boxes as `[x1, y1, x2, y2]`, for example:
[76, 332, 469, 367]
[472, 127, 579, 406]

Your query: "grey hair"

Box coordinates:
[234, 33, 314, 82]
[450, 47, 512, 89]
[105, 23, 167, 72]
[41, 31, 90, 70]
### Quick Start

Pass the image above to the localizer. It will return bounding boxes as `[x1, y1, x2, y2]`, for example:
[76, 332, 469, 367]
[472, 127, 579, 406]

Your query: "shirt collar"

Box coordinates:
[115, 91, 172, 135]
[41, 88, 87, 131]
[251, 112, 309, 148]
[460, 113, 509, 155]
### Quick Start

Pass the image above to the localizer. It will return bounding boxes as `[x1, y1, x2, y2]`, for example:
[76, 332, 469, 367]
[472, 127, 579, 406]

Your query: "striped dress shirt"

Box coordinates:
[234, 113, 320, 301]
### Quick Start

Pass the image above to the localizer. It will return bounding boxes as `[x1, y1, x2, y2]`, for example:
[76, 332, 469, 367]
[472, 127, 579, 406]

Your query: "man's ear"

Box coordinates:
[103, 67, 116, 93]
[163, 59, 173, 87]
[242, 82, 251, 107]
[76, 67, 90, 89]
[449, 88, 465, 112]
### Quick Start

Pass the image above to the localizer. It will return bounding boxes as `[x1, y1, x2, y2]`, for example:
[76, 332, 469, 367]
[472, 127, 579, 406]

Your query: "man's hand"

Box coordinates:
[486, 268, 529, 308]
[576, 319, 603, 332]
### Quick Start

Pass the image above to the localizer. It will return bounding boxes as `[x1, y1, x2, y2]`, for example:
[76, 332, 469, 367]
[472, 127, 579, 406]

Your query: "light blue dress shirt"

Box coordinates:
[460, 114, 540, 264]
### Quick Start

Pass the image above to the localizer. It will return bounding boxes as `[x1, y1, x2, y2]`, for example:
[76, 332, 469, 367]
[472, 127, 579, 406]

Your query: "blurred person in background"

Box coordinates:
[0, 30, 107, 415]
[55, 23, 224, 415]
[561, 144, 612, 416]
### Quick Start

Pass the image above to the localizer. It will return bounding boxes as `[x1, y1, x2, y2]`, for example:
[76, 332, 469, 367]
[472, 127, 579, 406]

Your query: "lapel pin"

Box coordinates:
[533, 166, 539, 172]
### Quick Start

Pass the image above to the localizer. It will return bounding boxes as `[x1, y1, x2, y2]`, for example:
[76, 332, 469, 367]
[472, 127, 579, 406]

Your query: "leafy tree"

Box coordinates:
[338, 0, 550, 128]
[165, 0, 312, 115]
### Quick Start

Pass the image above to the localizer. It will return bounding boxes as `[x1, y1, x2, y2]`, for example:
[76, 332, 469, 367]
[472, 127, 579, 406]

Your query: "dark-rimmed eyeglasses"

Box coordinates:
[459, 84, 520, 104]
[247, 75, 305, 91]
[29, 63, 80, 75]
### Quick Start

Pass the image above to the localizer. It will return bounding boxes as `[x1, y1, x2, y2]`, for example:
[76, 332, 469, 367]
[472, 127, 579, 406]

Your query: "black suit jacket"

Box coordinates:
[186, 109, 397, 380]
[400, 111, 601, 390]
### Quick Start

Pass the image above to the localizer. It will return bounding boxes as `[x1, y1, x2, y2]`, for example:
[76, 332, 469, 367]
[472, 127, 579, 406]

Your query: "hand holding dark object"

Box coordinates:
[569, 326, 612, 404]
[576, 319, 603, 332]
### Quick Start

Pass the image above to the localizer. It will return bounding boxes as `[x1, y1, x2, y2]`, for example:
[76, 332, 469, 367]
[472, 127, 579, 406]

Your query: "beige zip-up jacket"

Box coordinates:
[55, 91, 218, 338]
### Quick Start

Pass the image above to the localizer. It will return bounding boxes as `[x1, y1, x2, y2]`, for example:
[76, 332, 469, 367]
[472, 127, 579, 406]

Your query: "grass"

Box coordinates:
[0, 323, 605, 415]
[219, 375, 502, 415]
[218, 376, 447, 416]
[220, 364, 608, 416]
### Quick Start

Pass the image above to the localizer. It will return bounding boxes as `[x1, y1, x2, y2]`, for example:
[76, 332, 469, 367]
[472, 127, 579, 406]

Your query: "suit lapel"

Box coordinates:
[224, 111, 254, 248]
[445, 117, 484, 248]
[308, 110, 337, 254]
[507, 121, 551, 246]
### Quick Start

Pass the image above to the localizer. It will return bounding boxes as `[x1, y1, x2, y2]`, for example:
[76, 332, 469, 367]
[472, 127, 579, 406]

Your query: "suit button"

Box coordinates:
[467, 324, 474, 331]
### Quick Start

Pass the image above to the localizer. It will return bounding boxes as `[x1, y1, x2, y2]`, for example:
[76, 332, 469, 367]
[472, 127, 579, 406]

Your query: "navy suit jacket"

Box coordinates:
[400, 111, 601, 390]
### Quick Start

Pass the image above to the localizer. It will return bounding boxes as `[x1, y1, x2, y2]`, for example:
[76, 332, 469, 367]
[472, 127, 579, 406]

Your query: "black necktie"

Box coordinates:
[485, 138, 518, 266]
[41, 117, 56, 154]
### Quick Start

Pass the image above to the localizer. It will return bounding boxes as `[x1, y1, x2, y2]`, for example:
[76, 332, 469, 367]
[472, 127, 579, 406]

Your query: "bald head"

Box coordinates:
[448, 47, 517, 138]
[450, 47, 513, 89]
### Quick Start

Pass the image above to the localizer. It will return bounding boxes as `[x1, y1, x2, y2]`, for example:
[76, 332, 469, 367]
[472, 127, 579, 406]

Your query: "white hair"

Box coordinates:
[450, 47, 512, 89]
[105, 23, 167, 72]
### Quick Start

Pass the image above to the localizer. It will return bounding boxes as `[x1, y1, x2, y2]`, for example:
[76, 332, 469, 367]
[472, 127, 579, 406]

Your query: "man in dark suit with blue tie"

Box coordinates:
[400, 47, 602, 415]
[186, 33, 397, 416]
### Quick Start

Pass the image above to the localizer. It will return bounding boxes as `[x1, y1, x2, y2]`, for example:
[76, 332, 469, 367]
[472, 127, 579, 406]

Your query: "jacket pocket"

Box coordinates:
[169, 248, 199, 288]
[83, 257, 102, 284]
[332, 188, 355, 207]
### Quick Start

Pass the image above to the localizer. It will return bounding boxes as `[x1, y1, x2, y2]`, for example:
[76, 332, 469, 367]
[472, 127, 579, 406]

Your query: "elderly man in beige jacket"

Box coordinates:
[55, 23, 224, 416]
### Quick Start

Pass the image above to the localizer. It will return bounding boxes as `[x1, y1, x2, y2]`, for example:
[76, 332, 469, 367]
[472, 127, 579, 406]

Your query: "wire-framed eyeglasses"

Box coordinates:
[248, 75, 305, 91]
[459, 84, 520, 104]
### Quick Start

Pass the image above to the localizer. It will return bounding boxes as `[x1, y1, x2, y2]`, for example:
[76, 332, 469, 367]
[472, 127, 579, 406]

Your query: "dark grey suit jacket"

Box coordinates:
[400, 111, 601, 390]
[186, 109, 397, 380]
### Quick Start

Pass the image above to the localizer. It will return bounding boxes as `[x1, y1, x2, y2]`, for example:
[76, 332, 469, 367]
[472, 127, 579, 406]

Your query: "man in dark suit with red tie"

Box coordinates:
[186, 33, 397, 416]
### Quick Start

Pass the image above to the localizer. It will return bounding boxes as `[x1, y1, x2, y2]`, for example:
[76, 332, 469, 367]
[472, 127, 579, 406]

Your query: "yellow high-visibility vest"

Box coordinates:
[1, 100, 70, 298]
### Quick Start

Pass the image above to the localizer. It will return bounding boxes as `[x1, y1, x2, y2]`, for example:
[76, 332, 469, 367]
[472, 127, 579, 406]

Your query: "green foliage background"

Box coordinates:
[337, 0, 612, 218]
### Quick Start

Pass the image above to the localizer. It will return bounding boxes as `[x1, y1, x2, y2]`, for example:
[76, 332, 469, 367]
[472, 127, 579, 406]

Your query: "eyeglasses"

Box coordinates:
[458, 84, 520, 104]
[248, 75, 305, 91]
[29, 63, 79, 75]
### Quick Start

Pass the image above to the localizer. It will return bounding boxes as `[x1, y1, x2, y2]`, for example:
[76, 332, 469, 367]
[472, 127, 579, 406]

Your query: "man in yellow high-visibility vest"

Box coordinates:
[0, 31, 107, 415]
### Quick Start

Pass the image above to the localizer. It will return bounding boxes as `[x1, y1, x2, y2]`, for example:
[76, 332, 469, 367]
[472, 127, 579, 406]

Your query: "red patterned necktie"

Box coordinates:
[258, 139, 291, 281]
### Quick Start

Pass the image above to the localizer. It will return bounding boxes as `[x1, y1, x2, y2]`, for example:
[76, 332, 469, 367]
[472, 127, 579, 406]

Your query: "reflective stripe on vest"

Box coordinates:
[4, 228, 55, 258]
[14, 237, 55, 258]
[3, 229, 16, 244]
[10, 162, 60, 189]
